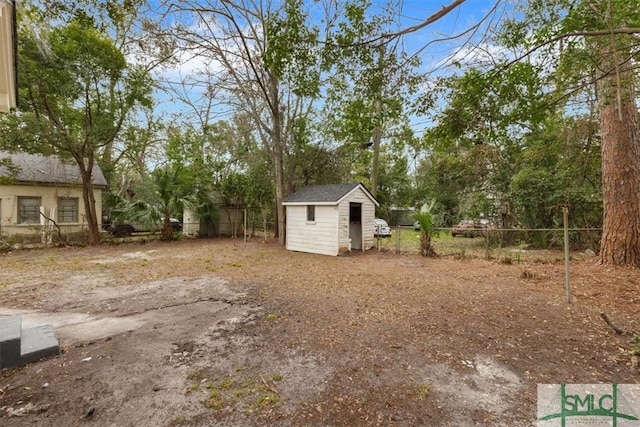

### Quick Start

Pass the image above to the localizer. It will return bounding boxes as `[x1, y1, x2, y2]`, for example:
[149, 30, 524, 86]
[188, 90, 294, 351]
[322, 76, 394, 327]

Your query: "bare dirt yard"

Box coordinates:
[0, 238, 638, 426]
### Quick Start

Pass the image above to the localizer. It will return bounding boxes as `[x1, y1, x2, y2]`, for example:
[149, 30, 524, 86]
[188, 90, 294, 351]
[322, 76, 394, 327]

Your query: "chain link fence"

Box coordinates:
[2, 217, 601, 263]
[375, 226, 602, 262]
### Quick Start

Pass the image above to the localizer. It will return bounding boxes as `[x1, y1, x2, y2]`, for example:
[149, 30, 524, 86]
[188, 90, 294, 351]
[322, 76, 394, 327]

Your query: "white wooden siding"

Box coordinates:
[286, 205, 339, 256]
[337, 188, 376, 251]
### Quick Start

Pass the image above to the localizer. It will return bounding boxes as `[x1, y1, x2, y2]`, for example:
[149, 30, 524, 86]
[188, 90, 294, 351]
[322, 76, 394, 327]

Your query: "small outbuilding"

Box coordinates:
[282, 183, 379, 256]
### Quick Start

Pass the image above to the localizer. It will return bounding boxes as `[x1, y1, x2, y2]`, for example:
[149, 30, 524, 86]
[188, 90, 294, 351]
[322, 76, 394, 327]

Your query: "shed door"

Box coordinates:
[349, 202, 362, 251]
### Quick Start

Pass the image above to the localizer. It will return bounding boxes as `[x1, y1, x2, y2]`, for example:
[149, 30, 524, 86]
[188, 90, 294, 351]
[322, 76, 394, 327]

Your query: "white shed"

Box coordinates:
[282, 183, 379, 256]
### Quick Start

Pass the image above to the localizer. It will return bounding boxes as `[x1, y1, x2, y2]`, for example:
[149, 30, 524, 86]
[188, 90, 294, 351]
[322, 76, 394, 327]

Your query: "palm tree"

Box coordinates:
[414, 200, 438, 257]
[111, 166, 195, 241]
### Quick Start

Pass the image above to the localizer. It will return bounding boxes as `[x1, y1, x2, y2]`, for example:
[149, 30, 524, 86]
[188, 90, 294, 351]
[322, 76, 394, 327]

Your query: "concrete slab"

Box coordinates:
[0, 315, 21, 340]
[0, 315, 22, 369]
[21, 325, 60, 365]
[0, 300, 231, 347]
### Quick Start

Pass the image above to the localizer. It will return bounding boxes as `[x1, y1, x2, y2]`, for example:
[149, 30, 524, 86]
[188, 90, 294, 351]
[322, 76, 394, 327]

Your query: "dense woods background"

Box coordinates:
[1, 0, 639, 266]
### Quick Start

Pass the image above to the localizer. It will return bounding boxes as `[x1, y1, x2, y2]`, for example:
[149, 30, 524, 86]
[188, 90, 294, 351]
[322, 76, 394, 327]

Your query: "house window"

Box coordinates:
[18, 197, 41, 224]
[58, 197, 79, 223]
[306, 205, 315, 222]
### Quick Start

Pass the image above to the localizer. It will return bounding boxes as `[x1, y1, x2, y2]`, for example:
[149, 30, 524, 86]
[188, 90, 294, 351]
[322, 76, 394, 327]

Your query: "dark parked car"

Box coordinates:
[451, 220, 495, 237]
[108, 218, 182, 237]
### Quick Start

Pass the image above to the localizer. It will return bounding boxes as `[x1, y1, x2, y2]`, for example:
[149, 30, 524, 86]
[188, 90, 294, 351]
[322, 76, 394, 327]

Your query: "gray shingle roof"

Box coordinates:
[0, 151, 108, 187]
[283, 183, 375, 204]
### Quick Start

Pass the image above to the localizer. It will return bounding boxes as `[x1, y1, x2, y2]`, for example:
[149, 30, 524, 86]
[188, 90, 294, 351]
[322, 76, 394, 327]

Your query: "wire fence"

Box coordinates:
[2, 219, 602, 265]
[375, 226, 602, 262]
[0, 220, 278, 247]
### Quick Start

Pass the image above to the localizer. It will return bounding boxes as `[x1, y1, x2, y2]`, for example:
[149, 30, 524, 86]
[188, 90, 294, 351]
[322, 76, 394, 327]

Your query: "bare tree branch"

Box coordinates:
[502, 27, 640, 71]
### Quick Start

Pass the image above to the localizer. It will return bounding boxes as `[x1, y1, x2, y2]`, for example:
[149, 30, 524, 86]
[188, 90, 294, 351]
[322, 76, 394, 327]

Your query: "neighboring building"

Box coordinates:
[0, 151, 108, 238]
[183, 205, 244, 238]
[282, 183, 378, 256]
[390, 206, 417, 227]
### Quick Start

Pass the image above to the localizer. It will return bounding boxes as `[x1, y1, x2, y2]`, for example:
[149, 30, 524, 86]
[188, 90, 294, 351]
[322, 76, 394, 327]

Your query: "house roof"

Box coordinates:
[282, 183, 378, 206]
[0, 151, 108, 187]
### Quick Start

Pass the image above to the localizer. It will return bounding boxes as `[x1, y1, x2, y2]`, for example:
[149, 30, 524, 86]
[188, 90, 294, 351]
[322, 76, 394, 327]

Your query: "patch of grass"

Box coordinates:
[168, 416, 187, 426]
[204, 389, 226, 409]
[377, 228, 420, 252]
[631, 335, 640, 356]
[219, 377, 234, 389]
[265, 312, 279, 321]
[414, 382, 431, 400]
[184, 383, 200, 394]
[186, 369, 206, 381]
[230, 262, 242, 268]
[197, 371, 284, 414]
[514, 251, 522, 263]
[453, 247, 467, 260]
[257, 392, 281, 409]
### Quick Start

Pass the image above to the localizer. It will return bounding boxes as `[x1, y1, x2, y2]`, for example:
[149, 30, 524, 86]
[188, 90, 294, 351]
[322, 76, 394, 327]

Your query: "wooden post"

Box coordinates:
[485, 229, 490, 260]
[563, 206, 571, 304]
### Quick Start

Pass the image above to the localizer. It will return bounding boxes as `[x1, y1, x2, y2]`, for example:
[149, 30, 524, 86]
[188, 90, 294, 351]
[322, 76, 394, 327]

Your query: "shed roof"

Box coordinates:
[282, 183, 378, 206]
[0, 151, 108, 187]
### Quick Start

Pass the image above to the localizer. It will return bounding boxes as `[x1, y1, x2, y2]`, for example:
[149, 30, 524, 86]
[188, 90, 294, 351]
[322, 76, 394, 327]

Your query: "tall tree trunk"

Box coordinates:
[269, 75, 287, 246]
[274, 148, 285, 245]
[370, 45, 385, 199]
[80, 167, 101, 246]
[596, 38, 640, 267]
[162, 215, 172, 241]
[74, 150, 102, 246]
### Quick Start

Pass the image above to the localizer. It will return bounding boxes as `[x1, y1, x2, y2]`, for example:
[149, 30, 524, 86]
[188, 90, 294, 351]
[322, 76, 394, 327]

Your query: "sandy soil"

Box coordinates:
[0, 238, 638, 426]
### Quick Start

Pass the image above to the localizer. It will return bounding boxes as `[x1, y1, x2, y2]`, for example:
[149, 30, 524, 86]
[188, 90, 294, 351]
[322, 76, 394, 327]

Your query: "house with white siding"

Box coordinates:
[0, 151, 108, 238]
[282, 183, 378, 256]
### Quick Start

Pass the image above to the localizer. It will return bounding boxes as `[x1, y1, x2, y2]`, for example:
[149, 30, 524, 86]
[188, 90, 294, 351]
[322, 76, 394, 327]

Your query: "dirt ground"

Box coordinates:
[0, 238, 638, 426]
